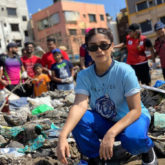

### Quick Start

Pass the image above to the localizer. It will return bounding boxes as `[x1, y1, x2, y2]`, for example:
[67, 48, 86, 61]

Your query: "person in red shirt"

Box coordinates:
[21, 42, 41, 78]
[115, 23, 155, 85]
[154, 21, 165, 79]
[41, 38, 69, 90]
[41, 38, 69, 70]
[21, 42, 41, 96]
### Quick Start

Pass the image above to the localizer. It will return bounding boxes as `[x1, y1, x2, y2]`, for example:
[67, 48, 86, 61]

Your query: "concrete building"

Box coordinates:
[0, 0, 31, 54]
[126, 0, 165, 42]
[106, 14, 120, 45]
[116, 8, 129, 43]
[31, 0, 107, 57]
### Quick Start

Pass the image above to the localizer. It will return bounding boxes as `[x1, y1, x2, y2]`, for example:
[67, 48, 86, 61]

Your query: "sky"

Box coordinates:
[26, 0, 126, 20]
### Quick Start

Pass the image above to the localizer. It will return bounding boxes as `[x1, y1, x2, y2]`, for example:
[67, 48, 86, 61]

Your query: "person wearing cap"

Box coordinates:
[115, 23, 155, 85]
[0, 42, 26, 96]
[79, 28, 94, 69]
[41, 38, 70, 90]
[154, 21, 165, 79]
[41, 38, 69, 70]
[51, 48, 74, 90]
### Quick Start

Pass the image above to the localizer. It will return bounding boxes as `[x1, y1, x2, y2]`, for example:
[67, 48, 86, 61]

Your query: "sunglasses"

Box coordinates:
[87, 43, 111, 52]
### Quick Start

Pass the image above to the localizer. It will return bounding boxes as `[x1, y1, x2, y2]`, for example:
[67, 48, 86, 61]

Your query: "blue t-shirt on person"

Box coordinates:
[51, 59, 73, 84]
[75, 60, 150, 122]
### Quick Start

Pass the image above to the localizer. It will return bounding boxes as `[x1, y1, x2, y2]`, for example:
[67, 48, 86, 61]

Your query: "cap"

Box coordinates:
[128, 23, 140, 31]
[7, 42, 17, 50]
[52, 48, 61, 54]
[154, 21, 165, 31]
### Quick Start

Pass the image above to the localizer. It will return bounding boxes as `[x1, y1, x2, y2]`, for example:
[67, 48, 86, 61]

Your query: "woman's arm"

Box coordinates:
[57, 94, 88, 164]
[100, 92, 141, 160]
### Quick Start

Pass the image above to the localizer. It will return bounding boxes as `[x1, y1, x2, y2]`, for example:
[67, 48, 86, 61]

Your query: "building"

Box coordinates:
[31, 0, 107, 57]
[106, 14, 120, 45]
[0, 0, 31, 54]
[116, 8, 129, 43]
[126, 0, 165, 42]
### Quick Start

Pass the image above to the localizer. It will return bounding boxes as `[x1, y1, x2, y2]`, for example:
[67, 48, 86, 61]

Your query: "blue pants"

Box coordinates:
[72, 110, 153, 158]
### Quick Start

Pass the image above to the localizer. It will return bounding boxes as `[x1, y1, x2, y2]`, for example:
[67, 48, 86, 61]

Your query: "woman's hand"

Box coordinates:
[57, 137, 70, 165]
[99, 132, 115, 161]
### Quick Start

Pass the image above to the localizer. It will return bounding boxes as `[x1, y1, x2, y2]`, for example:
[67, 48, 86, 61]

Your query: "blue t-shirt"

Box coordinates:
[75, 60, 150, 122]
[51, 60, 73, 83]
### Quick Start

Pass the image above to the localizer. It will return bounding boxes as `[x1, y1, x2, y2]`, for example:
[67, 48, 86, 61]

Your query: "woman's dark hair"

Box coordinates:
[85, 28, 113, 45]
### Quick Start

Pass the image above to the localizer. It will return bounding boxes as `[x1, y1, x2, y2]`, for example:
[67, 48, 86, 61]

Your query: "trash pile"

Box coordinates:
[0, 83, 164, 165]
[0, 89, 80, 165]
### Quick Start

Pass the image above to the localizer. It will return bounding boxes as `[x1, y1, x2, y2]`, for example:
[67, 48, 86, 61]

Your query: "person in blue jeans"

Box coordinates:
[57, 28, 158, 165]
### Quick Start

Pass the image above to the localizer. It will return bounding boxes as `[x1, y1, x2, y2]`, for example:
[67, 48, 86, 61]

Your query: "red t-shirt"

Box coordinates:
[80, 46, 86, 57]
[21, 55, 41, 78]
[126, 35, 148, 65]
[154, 37, 165, 68]
[0, 83, 4, 89]
[41, 50, 69, 69]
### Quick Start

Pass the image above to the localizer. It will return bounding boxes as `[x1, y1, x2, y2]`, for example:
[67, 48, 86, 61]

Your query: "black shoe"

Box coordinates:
[88, 157, 105, 165]
[88, 157, 120, 165]
[142, 148, 158, 165]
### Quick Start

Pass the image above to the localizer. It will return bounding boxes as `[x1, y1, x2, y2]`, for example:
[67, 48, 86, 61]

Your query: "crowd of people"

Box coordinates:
[0, 38, 74, 97]
[0, 21, 165, 165]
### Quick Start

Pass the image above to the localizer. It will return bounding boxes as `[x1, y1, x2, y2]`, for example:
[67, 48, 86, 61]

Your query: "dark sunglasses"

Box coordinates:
[87, 43, 111, 52]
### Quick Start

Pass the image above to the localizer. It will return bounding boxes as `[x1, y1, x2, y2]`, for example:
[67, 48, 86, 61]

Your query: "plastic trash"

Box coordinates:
[32, 104, 54, 115]
[17, 134, 45, 153]
[0, 125, 24, 138]
[153, 80, 165, 88]
[77, 160, 88, 165]
[0, 148, 25, 157]
[154, 112, 165, 131]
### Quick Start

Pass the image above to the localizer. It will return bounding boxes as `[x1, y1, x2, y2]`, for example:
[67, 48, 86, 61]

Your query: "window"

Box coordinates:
[100, 15, 104, 21]
[10, 24, 19, 31]
[7, 8, 17, 16]
[88, 14, 96, 22]
[140, 20, 152, 33]
[148, 0, 154, 7]
[69, 29, 77, 35]
[24, 30, 29, 37]
[64, 11, 79, 22]
[81, 29, 85, 35]
[14, 40, 22, 47]
[22, 16, 27, 21]
[136, 1, 148, 11]
[156, 0, 163, 5]
[38, 18, 49, 30]
[160, 16, 165, 24]
[49, 13, 60, 25]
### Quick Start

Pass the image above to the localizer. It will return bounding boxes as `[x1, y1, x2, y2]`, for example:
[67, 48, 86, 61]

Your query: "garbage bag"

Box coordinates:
[32, 104, 54, 115]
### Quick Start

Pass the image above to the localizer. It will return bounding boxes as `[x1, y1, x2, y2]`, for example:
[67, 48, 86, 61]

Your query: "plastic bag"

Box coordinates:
[32, 104, 54, 115]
